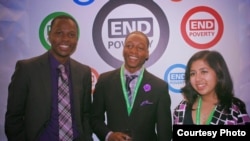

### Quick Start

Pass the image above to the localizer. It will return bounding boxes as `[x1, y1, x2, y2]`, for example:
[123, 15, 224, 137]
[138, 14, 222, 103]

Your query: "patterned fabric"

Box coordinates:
[173, 99, 250, 125]
[58, 64, 73, 141]
[125, 75, 137, 104]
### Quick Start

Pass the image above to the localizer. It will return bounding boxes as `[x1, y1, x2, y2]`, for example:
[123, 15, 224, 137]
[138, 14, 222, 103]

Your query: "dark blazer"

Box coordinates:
[91, 68, 172, 141]
[5, 52, 93, 141]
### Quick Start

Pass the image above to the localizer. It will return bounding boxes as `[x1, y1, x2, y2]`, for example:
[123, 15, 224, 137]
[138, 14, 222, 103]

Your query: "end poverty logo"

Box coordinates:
[181, 6, 224, 49]
[92, 0, 170, 68]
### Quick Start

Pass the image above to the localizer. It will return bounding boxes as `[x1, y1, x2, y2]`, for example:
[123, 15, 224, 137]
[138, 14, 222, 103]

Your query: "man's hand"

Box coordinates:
[108, 132, 132, 141]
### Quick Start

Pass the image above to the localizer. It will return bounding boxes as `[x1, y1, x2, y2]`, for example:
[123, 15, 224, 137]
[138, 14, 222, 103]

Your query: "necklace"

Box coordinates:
[196, 96, 216, 125]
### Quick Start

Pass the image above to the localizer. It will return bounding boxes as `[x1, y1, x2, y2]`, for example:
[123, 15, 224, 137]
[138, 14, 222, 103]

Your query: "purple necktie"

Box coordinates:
[58, 64, 73, 141]
[125, 75, 137, 104]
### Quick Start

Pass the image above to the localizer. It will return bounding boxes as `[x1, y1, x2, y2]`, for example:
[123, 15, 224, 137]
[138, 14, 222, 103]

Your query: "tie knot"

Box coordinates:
[58, 64, 67, 80]
[58, 64, 66, 73]
[126, 74, 137, 82]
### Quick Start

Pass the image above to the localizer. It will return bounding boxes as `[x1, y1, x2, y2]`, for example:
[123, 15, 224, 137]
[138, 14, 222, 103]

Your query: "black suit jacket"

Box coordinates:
[91, 68, 172, 141]
[5, 52, 93, 141]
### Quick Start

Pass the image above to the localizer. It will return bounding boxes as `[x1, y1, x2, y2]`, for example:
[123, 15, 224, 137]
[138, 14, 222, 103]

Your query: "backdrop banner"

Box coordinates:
[0, 0, 250, 140]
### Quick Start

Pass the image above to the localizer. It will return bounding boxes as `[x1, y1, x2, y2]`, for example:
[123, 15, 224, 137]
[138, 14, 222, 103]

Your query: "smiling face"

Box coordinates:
[189, 59, 218, 97]
[123, 32, 149, 73]
[48, 17, 78, 64]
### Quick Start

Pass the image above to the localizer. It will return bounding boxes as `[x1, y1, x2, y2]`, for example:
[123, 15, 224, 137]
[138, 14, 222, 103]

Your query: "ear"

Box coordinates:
[47, 37, 51, 43]
[47, 31, 50, 42]
[146, 54, 149, 61]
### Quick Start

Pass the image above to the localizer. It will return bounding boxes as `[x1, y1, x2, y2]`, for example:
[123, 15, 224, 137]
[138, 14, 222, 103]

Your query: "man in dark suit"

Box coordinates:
[5, 15, 93, 141]
[91, 31, 172, 141]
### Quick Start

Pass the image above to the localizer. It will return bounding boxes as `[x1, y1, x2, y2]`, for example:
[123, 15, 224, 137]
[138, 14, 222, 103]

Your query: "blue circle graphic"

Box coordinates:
[164, 64, 186, 93]
[73, 0, 94, 6]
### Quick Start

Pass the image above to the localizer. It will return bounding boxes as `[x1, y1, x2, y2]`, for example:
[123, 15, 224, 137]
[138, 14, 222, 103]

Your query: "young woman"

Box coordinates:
[173, 50, 250, 125]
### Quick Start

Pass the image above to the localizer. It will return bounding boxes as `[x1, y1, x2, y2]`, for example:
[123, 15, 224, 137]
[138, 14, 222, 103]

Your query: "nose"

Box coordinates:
[129, 46, 138, 54]
[61, 33, 70, 41]
[194, 73, 202, 81]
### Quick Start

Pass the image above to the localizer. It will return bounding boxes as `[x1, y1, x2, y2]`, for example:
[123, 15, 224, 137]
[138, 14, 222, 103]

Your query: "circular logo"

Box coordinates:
[91, 67, 99, 94]
[181, 6, 224, 49]
[164, 64, 186, 93]
[39, 12, 79, 50]
[92, 0, 169, 68]
[73, 0, 94, 6]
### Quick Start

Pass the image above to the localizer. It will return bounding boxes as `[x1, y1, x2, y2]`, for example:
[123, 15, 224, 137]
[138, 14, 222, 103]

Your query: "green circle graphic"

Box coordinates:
[39, 12, 80, 50]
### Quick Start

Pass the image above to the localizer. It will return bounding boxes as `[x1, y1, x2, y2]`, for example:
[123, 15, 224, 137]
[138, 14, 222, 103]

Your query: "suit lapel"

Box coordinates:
[38, 52, 52, 104]
[69, 59, 77, 93]
[129, 71, 149, 116]
[116, 69, 128, 109]
[69, 60, 83, 101]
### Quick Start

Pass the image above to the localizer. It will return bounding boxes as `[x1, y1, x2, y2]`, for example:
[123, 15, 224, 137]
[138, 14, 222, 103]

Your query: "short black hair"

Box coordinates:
[50, 15, 79, 32]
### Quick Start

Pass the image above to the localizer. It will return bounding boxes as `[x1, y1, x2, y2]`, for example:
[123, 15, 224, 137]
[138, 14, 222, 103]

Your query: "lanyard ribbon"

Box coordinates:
[196, 96, 216, 125]
[120, 65, 144, 116]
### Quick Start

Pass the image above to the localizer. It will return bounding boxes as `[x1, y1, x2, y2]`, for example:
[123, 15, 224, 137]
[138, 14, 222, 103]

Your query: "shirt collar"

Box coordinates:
[124, 67, 142, 76]
[49, 52, 70, 72]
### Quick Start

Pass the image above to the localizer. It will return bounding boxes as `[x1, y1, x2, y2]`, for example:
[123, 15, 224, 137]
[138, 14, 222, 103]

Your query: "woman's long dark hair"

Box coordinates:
[181, 50, 234, 112]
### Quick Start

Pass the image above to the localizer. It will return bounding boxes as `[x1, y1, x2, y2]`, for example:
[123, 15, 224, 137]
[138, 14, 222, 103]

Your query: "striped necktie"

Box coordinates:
[125, 75, 137, 104]
[58, 64, 73, 141]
